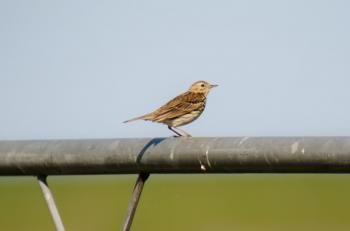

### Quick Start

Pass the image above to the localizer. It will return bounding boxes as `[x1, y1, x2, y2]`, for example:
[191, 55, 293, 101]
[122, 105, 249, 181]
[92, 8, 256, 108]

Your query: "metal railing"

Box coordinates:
[1, 137, 350, 230]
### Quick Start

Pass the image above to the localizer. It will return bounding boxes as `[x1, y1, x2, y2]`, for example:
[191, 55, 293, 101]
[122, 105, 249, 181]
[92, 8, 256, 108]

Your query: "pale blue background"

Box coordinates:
[1, 0, 349, 139]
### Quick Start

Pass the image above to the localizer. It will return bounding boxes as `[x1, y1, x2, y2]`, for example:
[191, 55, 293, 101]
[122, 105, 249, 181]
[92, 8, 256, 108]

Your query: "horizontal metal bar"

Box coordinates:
[1, 137, 350, 175]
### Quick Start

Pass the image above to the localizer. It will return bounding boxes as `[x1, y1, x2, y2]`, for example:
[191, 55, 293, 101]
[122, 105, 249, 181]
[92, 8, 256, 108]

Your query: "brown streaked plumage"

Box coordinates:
[124, 80, 218, 137]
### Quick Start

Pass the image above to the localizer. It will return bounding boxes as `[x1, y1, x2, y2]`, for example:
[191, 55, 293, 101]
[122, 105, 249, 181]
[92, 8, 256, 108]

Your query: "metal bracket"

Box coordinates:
[37, 175, 65, 231]
[121, 173, 150, 231]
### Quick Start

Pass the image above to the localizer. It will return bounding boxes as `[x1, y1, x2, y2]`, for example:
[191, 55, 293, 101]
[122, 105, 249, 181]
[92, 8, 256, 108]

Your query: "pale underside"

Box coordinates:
[162, 109, 204, 127]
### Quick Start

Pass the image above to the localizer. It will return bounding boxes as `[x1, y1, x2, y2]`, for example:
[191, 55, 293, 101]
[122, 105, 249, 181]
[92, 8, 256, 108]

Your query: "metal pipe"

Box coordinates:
[1, 137, 350, 175]
[37, 175, 65, 231]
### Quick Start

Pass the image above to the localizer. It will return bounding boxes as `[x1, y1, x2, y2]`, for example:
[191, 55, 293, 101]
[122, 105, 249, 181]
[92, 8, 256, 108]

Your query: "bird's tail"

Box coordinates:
[123, 114, 150, 123]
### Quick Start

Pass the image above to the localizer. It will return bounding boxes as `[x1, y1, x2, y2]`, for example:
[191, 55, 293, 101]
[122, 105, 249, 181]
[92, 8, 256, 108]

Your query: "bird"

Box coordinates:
[124, 80, 218, 137]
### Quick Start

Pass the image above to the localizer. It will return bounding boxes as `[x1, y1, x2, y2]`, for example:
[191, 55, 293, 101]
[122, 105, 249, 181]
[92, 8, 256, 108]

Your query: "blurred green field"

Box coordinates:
[1, 175, 350, 231]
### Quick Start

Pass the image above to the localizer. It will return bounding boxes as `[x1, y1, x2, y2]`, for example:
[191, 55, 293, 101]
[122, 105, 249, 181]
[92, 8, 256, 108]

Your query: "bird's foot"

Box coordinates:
[172, 134, 191, 138]
[172, 135, 192, 138]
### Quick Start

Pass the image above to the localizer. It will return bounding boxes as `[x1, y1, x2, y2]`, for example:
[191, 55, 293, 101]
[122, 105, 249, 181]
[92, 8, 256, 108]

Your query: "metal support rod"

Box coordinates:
[121, 172, 150, 231]
[37, 175, 65, 231]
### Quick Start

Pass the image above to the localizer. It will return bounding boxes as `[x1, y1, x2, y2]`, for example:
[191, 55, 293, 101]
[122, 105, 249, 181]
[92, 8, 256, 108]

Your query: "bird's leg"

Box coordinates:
[168, 126, 182, 137]
[174, 127, 192, 137]
[168, 126, 192, 137]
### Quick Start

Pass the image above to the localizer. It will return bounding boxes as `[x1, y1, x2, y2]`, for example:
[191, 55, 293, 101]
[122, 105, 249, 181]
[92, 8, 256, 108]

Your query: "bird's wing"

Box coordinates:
[149, 92, 206, 122]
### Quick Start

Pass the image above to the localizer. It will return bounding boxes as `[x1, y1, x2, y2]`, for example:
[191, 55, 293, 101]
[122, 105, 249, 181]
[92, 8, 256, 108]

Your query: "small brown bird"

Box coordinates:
[124, 80, 218, 137]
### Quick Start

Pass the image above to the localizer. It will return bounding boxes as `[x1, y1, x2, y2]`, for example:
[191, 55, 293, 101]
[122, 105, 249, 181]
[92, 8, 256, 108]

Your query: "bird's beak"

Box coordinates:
[210, 84, 218, 88]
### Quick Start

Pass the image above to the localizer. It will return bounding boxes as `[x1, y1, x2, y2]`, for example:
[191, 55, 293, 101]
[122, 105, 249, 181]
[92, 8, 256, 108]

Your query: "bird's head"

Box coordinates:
[189, 80, 218, 95]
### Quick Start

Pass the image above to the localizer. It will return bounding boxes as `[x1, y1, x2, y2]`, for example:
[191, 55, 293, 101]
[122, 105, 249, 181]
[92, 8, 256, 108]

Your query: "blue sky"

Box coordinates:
[1, 0, 349, 139]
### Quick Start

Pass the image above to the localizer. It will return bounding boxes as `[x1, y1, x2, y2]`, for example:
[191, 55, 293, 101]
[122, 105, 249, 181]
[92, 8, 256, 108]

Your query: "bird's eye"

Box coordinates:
[201, 83, 205, 87]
